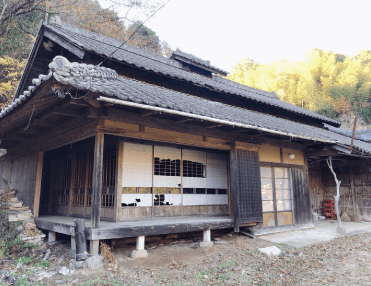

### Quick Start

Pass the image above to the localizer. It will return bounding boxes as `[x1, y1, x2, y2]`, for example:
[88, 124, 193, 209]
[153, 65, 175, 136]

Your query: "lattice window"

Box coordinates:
[86, 151, 94, 188]
[53, 190, 69, 206]
[102, 194, 114, 207]
[62, 157, 71, 189]
[72, 189, 85, 206]
[183, 160, 205, 177]
[103, 144, 117, 188]
[154, 158, 180, 176]
[73, 152, 87, 189]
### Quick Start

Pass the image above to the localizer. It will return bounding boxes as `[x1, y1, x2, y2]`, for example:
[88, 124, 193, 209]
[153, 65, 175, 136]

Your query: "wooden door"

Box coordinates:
[230, 144, 263, 232]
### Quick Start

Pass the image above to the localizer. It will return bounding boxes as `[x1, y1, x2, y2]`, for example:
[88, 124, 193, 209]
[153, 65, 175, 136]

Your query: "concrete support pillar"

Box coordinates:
[200, 229, 214, 248]
[90, 240, 100, 255]
[48, 231, 56, 242]
[132, 236, 148, 258]
[71, 236, 76, 250]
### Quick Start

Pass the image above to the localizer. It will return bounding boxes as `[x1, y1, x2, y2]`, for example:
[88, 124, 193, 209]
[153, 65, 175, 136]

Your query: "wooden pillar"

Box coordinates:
[49, 231, 56, 242]
[115, 139, 124, 222]
[349, 165, 356, 214]
[68, 153, 76, 216]
[90, 240, 99, 255]
[71, 236, 76, 250]
[33, 152, 44, 218]
[229, 142, 240, 232]
[91, 132, 104, 228]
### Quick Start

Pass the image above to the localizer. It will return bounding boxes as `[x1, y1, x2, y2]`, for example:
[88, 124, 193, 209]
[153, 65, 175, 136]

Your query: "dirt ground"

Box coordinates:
[2, 227, 371, 285]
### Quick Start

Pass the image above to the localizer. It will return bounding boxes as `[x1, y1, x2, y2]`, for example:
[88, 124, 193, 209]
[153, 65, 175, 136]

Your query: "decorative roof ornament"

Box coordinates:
[48, 56, 118, 85]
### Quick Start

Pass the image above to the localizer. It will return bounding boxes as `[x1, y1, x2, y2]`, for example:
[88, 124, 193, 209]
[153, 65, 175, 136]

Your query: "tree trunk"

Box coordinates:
[326, 156, 342, 229]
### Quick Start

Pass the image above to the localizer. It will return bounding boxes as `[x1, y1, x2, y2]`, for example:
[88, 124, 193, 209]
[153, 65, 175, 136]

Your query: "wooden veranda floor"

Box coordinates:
[34, 215, 233, 240]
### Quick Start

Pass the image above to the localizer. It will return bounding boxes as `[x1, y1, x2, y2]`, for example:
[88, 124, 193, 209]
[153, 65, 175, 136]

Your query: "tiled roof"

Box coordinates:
[38, 21, 340, 127]
[170, 49, 228, 76]
[8, 57, 367, 154]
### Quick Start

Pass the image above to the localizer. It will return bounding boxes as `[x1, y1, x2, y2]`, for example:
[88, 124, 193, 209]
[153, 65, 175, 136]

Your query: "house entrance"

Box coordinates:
[261, 166, 293, 227]
[39, 136, 117, 221]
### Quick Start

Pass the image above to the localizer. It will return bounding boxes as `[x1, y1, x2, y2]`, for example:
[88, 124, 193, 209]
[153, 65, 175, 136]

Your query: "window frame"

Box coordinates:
[260, 166, 294, 227]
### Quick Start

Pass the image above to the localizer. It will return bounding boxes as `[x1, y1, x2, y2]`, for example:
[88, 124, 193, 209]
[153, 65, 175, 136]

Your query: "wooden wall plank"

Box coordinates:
[33, 152, 44, 218]
[229, 142, 240, 232]
[91, 132, 104, 228]
[115, 139, 124, 222]
[10, 152, 39, 211]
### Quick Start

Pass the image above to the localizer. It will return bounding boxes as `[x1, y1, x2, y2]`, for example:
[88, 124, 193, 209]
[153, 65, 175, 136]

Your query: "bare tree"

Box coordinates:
[326, 156, 342, 229]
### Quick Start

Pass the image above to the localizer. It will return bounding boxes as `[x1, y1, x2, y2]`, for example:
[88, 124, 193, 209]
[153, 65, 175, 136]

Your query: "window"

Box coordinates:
[261, 167, 293, 227]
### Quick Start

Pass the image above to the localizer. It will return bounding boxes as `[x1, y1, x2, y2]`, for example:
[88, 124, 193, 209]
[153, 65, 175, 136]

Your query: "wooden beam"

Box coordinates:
[91, 131, 104, 228]
[52, 106, 81, 117]
[205, 124, 223, 129]
[229, 142, 240, 232]
[8, 118, 97, 157]
[31, 118, 59, 128]
[176, 118, 193, 124]
[82, 94, 101, 109]
[115, 139, 124, 222]
[140, 110, 158, 117]
[87, 219, 233, 240]
[33, 152, 44, 218]
[82, 107, 100, 119]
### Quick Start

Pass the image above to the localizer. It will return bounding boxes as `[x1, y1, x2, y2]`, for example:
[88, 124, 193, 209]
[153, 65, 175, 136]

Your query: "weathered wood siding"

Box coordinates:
[230, 146, 262, 231]
[292, 168, 311, 225]
[308, 163, 325, 215]
[0, 155, 13, 190]
[10, 152, 39, 212]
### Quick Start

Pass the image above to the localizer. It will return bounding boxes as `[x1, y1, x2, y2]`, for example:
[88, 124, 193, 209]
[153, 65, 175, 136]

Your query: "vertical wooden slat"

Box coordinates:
[68, 153, 76, 216]
[33, 152, 44, 218]
[115, 139, 124, 222]
[229, 142, 240, 232]
[91, 132, 105, 228]
[292, 168, 311, 225]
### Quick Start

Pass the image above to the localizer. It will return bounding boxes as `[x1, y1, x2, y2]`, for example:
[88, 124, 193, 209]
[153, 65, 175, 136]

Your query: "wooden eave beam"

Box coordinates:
[140, 110, 158, 117]
[52, 106, 81, 117]
[176, 118, 193, 124]
[31, 118, 59, 127]
[82, 94, 101, 109]
[205, 124, 223, 129]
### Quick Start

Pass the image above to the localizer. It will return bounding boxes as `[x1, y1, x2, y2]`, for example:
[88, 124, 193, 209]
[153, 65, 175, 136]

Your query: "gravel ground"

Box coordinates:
[1, 230, 371, 285]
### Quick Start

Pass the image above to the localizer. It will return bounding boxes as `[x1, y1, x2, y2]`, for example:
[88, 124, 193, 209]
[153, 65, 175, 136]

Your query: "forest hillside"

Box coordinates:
[228, 49, 371, 130]
[0, 0, 171, 109]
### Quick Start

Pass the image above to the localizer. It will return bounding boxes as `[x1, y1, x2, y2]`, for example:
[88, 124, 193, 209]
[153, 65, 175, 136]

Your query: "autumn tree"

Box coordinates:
[0, 56, 25, 109]
[228, 49, 371, 124]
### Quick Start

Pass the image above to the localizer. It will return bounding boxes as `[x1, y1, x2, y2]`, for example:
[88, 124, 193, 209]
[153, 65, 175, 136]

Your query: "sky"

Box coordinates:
[101, 0, 371, 72]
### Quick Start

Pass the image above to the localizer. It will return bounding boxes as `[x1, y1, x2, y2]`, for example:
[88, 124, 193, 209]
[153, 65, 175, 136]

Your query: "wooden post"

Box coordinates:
[349, 165, 356, 215]
[71, 236, 76, 250]
[90, 240, 99, 255]
[91, 132, 104, 228]
[115, 139, 124, 222]
[69, 153, 76, 216]
[33, 152, 44, 218]
[229, 142, 240, 232]
[49, 231, 56, 242]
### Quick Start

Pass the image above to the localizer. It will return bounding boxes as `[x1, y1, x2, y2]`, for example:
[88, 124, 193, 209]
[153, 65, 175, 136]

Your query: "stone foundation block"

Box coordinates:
[199, 241, 214, 248]
[131, 250, 148, 258]
[337, 227, 347, 235]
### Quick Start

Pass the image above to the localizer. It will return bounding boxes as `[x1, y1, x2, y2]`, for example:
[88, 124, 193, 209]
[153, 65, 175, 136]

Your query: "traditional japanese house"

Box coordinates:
[1, 17, 371, 255]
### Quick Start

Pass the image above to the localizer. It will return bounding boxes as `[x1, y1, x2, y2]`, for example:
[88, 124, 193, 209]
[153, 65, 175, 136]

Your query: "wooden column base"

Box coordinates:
[90, 240, 99, 255]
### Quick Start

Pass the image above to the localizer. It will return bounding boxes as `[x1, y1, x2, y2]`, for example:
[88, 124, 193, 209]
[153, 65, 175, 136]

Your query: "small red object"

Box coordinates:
[323, 199, 335, 220]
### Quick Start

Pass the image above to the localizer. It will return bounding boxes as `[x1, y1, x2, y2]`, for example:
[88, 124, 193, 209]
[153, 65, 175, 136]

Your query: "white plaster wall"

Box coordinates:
[154, 146, 181, 187]
[122, 143, 153, 187]
[207, 194, 228, 205]
[183, 194, 208, 205]
[207, 153, 228, 189]
[122, 194, 152, 207]
[163, 194, 181, 206]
